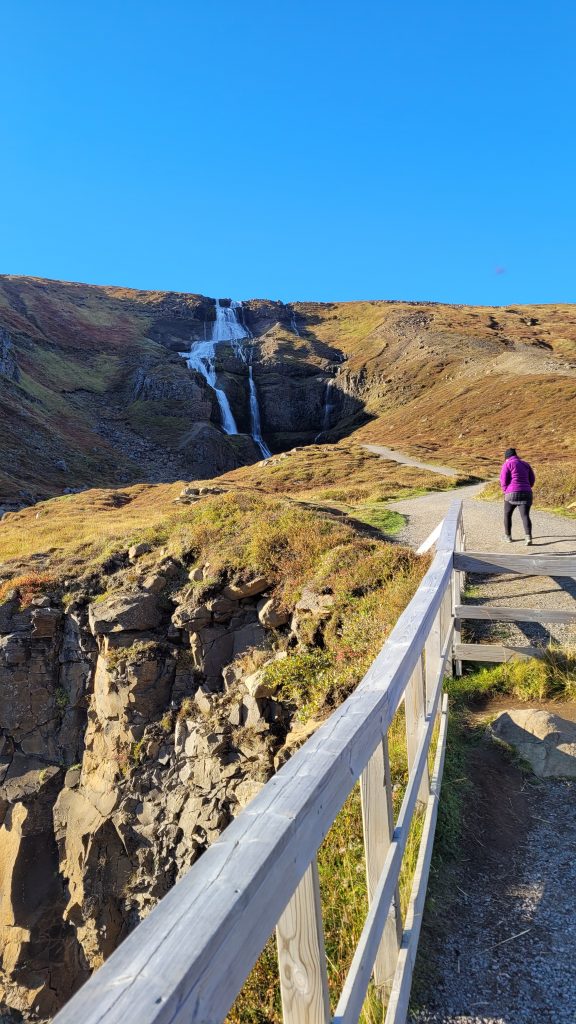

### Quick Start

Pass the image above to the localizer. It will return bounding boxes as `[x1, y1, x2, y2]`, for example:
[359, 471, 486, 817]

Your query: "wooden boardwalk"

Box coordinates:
[52, 501, 576, 1024]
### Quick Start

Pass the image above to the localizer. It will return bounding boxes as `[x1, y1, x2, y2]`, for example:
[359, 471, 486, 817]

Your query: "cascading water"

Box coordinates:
[290, 308, 300, 336]
[184, 299, 271, 458]
[315, 379, 336, 442]
[183, 304, 239, 434]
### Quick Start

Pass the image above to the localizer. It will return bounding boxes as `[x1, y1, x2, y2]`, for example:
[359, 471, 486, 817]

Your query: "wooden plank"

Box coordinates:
[276, 861, 331, 1024]
[334, 666, 446, 1024]
[360, 737, 402, 996]
[452, 520, 463, 677]
[424, 609, 442, 715]
[454, 643, 546, 663]
[455, 604, 576, 624]
[454, 551, 576, 577]
[404, 655, 430, 806]
[440, 584, 453, 678]
[52, 505, 463, 1024]
[384, 695, 449, 1024]
[416, 519, 443, 556]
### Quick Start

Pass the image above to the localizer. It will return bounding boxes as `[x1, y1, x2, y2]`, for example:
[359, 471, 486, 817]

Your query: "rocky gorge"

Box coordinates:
[0, 484, 425, 1021]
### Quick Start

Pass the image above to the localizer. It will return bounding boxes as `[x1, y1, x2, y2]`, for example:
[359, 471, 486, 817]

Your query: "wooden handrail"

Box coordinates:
[53, 501, 463, 1024]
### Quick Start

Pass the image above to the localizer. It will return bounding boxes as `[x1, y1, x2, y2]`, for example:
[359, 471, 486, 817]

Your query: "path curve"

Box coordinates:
[394, 482, 576, 1023]
[363, 444, 461, 478]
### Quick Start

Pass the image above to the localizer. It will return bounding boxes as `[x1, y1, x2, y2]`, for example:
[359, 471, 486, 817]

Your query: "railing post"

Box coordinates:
[424, 607, 442, 716]
[276, 860, 331, 1024]
[404, 653, 430, 806]
[360, 735, 402, 997]
[452, 518, 464, 676]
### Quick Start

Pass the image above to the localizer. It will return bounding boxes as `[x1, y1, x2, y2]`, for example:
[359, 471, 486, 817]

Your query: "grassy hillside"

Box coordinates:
[1, 275, 575, 504]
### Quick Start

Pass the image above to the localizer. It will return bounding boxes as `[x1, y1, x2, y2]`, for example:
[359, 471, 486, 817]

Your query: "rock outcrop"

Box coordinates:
[490, 709, 576, 778]
[0, 554, 332, 1019]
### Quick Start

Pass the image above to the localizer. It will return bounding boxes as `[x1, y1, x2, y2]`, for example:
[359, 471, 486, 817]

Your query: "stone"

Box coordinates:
[141, 573, 167, 595]
[223, 576, 272, 600]
[189, 566, 205, 582]
[490, 709, 576, 779]
[171, 603, 211, 629]
[233, 778, 264, 809]
[64, 766, 82, 789]
[31, 606, 61, 638]
[257, 596, 290, 628]
[243, 670, 272, 699]
[55, 458, 68, 472]
[206, 595, 236, 623]
[128, 543, 152, 561]
[88, 593, 162, 635]
[194, 687, 212, 717]
[242, 695, 266, 728]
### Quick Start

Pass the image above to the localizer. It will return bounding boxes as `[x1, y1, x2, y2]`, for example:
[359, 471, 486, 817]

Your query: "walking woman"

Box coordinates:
[500, 448, 535, 545]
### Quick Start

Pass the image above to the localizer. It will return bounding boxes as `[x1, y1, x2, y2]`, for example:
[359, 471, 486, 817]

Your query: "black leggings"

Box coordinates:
[504, 500, 532, 537]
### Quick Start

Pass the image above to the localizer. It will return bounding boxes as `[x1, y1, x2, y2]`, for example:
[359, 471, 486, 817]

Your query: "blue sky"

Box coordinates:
[1, 1, 574, 304]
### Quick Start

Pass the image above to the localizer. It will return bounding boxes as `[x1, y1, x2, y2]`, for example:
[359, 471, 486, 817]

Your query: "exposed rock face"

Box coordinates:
[490, 709, 576, 778]
[0, 561, 313, 1019]
[0, 328, 18, 382]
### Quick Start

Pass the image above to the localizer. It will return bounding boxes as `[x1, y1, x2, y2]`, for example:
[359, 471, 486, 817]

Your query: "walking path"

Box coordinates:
[363, 443, 461, 478]
[391, 484, 576, 647]
[386, 472, 576, 1023]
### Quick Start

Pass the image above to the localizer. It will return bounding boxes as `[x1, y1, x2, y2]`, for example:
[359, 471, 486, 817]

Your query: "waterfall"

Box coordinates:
[184, 309, 238, 434]
[184, 299, 271, 458]
[290, 308, 300, 337]
[315, 379, 336, 442]
[248, 365, 271, 458]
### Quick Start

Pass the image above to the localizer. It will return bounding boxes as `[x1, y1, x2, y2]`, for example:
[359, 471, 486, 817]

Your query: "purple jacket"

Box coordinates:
[500, 456, 535, 494]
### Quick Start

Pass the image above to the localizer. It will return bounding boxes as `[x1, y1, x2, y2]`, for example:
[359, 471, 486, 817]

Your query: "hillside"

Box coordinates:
[1, 276, 575, 507]
[1, 276, 576, 1021]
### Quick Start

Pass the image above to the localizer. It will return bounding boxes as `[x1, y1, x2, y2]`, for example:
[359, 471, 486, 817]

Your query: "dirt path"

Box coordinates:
[392, 485, 576, 1022]
[410, 747, 576, 1024]
[391, 484, 576, 647]
[362, 444, 461, 478]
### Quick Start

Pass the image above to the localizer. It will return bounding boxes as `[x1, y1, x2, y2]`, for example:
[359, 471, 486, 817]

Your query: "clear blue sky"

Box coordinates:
[1, 1, 574, 304]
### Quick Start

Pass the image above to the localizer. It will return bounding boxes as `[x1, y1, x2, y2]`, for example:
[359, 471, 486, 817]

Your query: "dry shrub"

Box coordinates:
[0, 572, 56, 608]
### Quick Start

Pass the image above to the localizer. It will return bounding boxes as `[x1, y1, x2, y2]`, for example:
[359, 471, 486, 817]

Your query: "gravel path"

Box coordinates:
[391, 484, 576, 647]
[377, 460, 576, 1022]
[410, 773, 576, 1024]
[363, 444, 461, 478]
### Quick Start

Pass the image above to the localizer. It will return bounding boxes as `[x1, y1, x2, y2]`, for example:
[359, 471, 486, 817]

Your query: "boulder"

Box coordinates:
[243, 670, 272, 699]
[490, 709, 576, 778]
[223, 576, 271, 600]
[257, 596, 290, 628]
[129, 543, 152, 561]
[88, 593, 162, 635]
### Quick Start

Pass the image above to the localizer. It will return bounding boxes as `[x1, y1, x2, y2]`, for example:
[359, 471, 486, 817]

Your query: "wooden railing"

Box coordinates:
[453, 549, 576, 664]
[54, 503, 465, 1024]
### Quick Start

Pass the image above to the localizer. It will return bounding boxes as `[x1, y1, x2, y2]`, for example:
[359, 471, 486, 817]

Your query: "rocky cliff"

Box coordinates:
[0, 488, 423, 1020]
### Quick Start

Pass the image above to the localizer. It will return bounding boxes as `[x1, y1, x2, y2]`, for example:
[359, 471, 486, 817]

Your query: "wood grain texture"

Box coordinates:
[455, 604, 576, 624]
[454, 642, 545, 662]
[384, 695, 449, 1024]
[51, 503, 463, 1024]
[404, 655, 430, 806]
[360, 737, 402, 995]
[334, 669, 446, 1024]
[276, 861, 331, 1024]
[454, 551, 576, 577]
